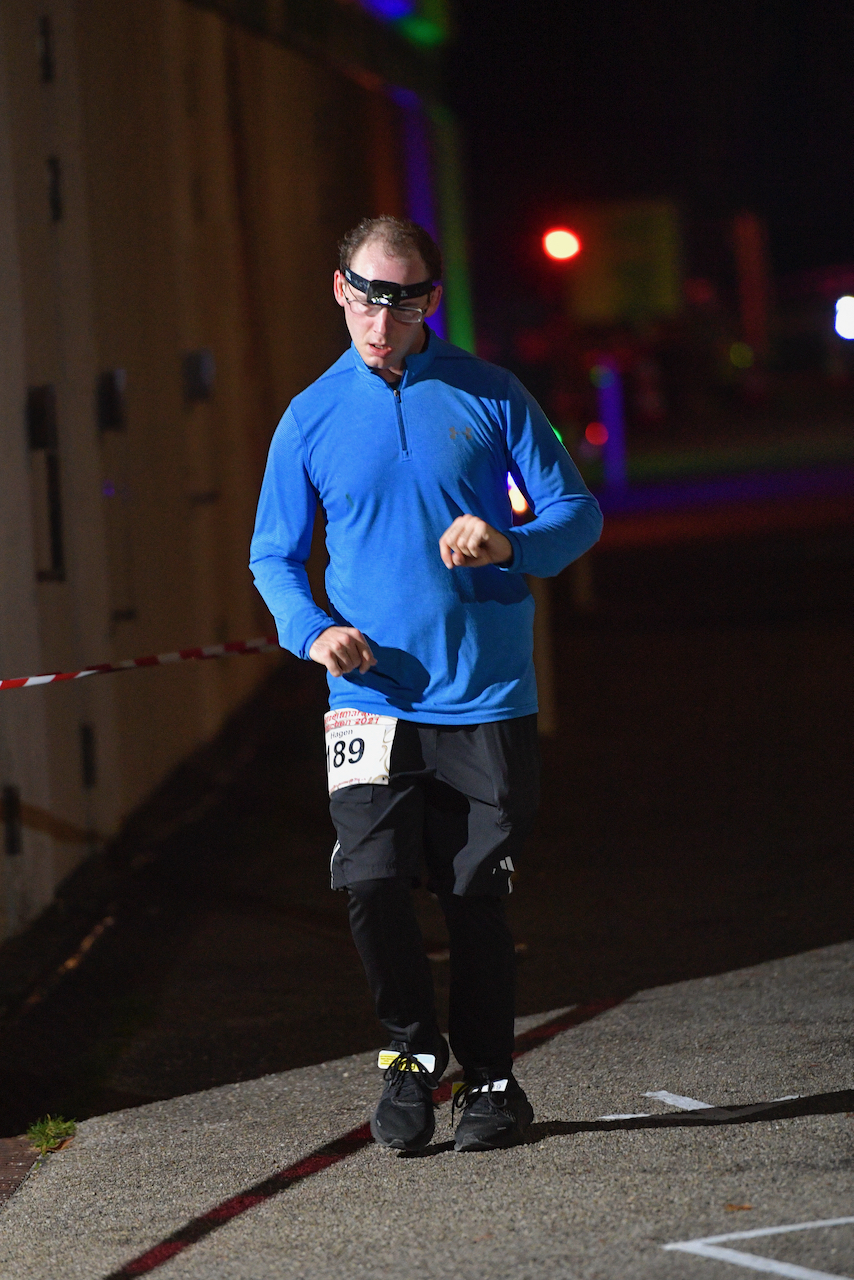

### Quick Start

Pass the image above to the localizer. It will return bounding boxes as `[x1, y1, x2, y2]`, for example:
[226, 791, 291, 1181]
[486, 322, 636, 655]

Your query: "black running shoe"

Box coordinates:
[370, 1038, 450, 1152]
[452, 1074, 534, 1152]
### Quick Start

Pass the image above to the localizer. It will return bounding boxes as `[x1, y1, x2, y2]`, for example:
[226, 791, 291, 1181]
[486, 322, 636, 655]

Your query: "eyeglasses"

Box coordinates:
[341, 284, 430, 325]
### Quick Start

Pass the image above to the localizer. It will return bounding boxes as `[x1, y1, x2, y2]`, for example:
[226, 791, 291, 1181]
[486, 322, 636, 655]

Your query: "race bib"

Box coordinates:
[324, 709, 398, 795]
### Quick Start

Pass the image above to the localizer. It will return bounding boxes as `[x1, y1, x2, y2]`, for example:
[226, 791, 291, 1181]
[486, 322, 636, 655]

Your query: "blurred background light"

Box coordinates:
[543, 228, 581, 260]
[589, 364, 615, 389]
[397, 14, 446, 45]
[507, 473, 529, 514]
[834, 296, 854, 339]
[585, 422, 609, 446]
[354, 0, 446, 45]
[729, 341, 755, 368]
[357, 0, 416, 18]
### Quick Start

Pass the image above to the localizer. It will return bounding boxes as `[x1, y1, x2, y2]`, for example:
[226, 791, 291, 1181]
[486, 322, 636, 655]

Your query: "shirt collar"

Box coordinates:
[349, 325, 441, 385]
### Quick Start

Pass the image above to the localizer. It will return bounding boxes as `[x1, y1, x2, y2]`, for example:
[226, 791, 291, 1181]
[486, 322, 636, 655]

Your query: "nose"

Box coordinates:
[371, 306, 392, 337]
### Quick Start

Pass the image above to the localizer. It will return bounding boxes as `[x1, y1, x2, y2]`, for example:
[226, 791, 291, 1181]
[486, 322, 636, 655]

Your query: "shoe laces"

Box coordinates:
[384, 1052, 433, 1098]
[451, 1078, 506, 1124]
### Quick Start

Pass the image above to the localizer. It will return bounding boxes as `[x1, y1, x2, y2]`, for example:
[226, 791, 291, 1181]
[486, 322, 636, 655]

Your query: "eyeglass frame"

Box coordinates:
[340, 280, 436, 326]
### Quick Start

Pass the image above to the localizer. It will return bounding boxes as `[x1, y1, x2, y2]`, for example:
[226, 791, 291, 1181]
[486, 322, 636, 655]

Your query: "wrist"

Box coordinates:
[493, 532, 513, 565]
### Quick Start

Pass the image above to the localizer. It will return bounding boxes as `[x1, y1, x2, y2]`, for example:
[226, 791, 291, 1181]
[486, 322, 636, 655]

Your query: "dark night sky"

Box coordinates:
[447, 1, 854, 286]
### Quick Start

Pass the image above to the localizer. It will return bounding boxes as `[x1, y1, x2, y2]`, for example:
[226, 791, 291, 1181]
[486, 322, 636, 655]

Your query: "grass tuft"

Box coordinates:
[26, 1115, 77, 1154]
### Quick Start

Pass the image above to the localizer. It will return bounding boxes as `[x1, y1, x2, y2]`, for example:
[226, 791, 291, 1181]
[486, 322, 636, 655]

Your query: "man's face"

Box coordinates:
[333, 241, 442, 377]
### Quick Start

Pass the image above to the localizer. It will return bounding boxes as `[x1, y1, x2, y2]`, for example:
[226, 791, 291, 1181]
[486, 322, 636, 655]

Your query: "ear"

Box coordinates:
[425, 283, 443, 318]
[333, 270, 347, 307]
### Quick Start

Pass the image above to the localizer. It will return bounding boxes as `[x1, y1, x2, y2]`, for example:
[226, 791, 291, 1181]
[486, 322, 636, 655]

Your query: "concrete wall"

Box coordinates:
[0, 0, 418, 942]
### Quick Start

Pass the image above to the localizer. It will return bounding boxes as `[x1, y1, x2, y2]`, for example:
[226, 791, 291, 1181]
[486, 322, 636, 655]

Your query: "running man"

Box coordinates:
[250, 216, 602, 1152]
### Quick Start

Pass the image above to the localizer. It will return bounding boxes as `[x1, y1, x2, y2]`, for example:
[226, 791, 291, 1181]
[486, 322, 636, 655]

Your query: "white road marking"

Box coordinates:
[673, 1219, 854, 1245]
[643, 1089, 716, 1110]
[664, 1216, 854, 1280]
[596, 1087, 804, 1124]
[668, 1241, 848, 1279]
[597, 1112, 653, 1120]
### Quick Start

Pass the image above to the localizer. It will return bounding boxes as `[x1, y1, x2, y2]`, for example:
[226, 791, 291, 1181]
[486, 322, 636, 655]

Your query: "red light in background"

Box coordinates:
[585, 422, 609, 446]
[543, 228, 581, 261]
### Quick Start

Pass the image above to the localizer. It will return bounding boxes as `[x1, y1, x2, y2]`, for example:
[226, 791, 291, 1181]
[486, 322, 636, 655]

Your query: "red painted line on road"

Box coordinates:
[511, 998, 621, 1058]
[104, 998, 622, 1278]
[109, 1130, 373, 1276]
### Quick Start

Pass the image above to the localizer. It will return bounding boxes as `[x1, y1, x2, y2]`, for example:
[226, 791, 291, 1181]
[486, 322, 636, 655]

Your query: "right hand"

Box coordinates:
[309, 626, 377, 677]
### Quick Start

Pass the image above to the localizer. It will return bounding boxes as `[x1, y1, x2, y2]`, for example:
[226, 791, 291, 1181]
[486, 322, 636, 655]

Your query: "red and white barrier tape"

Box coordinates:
[0, 636, 280, 691]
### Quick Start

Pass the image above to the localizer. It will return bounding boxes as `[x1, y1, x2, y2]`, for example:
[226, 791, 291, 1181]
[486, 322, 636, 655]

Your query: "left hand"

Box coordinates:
[439, 515, 513, 569]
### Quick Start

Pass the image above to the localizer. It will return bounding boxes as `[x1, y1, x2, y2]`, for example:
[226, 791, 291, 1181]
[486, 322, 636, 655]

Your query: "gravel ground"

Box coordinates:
[1, 942, 851, 1280]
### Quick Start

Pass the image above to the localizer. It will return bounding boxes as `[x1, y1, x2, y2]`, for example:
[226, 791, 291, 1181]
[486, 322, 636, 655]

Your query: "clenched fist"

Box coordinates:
[439, 515, 513, 570]
[309, 626, 377, 677]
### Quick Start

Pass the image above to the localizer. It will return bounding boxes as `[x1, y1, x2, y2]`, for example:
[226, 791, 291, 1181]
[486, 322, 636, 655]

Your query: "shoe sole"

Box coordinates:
[370, 1113, 436, 1152]
[453, 1129, 525, 1152]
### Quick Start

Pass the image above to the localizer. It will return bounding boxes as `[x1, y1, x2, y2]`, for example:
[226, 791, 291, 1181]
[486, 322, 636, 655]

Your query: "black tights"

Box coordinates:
[347, 877, 516, 1079]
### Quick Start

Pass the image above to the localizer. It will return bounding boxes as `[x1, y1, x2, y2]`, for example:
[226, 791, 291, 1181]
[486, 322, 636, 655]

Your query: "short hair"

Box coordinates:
[338, 216, 443, 282]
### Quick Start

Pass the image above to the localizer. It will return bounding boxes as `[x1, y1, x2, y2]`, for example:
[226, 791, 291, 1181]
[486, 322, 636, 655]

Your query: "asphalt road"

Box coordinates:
[0, 525, 851, 1139]
[0, 941, 851, 1279]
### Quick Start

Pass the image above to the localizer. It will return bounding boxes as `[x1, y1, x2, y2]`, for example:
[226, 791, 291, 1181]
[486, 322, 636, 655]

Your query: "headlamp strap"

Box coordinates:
[344, 267, 435, 306]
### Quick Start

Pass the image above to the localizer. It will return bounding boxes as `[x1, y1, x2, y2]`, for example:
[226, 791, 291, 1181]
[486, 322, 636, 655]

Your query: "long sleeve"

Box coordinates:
[501, 375, 603, 577]
[249, 408, 336, 660]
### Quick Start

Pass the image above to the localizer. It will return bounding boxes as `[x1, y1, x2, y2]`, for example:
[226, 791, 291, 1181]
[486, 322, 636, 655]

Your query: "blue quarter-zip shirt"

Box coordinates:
[250, 332, 603, 724]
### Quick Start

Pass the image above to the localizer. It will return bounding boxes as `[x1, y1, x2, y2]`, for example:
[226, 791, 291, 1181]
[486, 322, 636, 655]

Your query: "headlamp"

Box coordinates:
[343, 266, 435, 306]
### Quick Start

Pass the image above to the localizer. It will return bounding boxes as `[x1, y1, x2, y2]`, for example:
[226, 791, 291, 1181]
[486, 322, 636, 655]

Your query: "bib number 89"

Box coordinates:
[328, 737, 365, 771]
